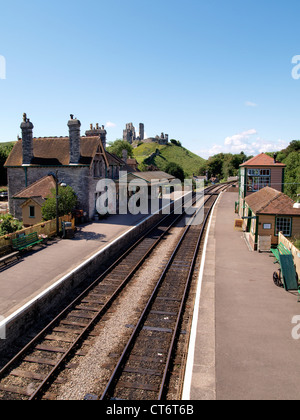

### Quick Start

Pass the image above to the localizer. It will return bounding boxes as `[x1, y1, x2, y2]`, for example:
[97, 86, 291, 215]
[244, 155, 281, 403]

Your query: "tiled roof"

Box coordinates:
[106, 152, 140, 173]
[20, 197, 46, 208]
[245, 187, 300, 215]
[126, 158, 138, 165]
[13, 175, 56, 199]
[5, 136, 106, 167]
[240, 153, 286, 167]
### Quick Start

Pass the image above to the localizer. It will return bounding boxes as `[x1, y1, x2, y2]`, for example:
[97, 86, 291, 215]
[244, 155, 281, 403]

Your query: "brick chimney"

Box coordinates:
[68, 114, 81, 164]
[85, 123, 107, 149]
[21, 113, 34, 165]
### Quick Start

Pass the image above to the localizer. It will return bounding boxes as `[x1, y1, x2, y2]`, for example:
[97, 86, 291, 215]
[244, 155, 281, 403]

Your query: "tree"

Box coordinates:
[282, 151, 300, 200]
[266, 140, 300, 200]
[197, 151, 252, 181]
[165, 162, 185, 182]
[170, 139, 182, 147]
[42, 185, 77, 221]
[206, 154, 224, 179]
[197, 162, 208, 176]
[0, 214, 23, 236]
[0, 143, 14, 186]
[107, 139, 134, 159]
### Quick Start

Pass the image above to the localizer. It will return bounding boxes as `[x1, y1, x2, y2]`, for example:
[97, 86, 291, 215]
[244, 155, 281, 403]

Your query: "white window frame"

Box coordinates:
[247, 169, 271, 192]
[275, 217, 292, 237]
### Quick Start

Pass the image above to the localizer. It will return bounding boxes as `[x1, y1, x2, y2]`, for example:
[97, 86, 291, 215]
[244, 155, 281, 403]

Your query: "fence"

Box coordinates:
[279, 232, 300, 277]
[0, 215, 74, 251]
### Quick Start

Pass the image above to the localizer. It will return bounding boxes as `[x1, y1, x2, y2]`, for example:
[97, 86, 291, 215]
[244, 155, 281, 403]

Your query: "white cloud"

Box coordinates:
[224, 129, 257, 150]
[196, 129, 289, 159]
[245, 101, 258, 107]
[106, 121, 116, 128]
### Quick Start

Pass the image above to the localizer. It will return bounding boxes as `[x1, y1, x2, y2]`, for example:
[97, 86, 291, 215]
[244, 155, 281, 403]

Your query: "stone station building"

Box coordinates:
[5, 114, 129, 221]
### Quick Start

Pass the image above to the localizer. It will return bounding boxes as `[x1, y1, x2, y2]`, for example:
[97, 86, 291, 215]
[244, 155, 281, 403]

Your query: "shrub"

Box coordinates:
[0, 214, 23, 236]
[42, 185, 77, 221]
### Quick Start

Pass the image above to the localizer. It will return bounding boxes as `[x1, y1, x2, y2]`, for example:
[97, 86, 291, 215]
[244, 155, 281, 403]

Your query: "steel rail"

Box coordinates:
[99, 189, 224, 401]
[0, 188, 210, 400]
[28, 195, 199, 400]
[157, 191, 220, 399]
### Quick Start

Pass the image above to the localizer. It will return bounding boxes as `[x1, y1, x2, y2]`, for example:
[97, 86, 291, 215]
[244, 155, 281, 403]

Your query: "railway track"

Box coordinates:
[0, 184, 228, 400]
[97, 187, 225, 401]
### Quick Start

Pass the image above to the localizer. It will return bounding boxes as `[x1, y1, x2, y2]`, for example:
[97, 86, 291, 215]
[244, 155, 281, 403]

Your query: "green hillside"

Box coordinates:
[133, 142, 205, 177]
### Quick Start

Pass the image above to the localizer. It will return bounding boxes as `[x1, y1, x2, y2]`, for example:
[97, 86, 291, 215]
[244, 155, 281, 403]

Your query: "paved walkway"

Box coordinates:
[187, 191, 300, 400]
[0, 211, 150, 319]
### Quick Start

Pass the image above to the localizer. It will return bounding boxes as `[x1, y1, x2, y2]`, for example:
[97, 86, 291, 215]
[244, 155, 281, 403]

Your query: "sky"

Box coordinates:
[1, 0, 300, 158]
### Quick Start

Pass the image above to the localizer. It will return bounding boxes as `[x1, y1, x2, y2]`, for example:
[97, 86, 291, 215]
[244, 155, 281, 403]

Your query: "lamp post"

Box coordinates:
[48, 171, 66, 236]
[55, 173, 59, 236]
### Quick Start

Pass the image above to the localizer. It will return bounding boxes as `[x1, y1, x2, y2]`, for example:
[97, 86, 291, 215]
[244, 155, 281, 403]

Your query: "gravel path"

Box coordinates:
[56, 225, 184, 400]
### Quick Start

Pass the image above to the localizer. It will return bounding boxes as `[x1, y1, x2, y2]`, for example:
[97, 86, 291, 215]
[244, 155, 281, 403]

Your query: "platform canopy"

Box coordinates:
[118, 171, 176, 186]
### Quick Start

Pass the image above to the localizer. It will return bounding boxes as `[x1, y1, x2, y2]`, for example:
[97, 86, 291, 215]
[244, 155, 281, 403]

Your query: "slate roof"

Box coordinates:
[245, 187, 300, 216]
[240, 153, 286, 167]
[123, 171, 176, 185]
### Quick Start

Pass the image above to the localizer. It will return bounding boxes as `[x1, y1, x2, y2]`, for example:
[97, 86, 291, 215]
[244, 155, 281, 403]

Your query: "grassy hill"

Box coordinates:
[0, 142, 16, 148]
[133, 142, 205, 177]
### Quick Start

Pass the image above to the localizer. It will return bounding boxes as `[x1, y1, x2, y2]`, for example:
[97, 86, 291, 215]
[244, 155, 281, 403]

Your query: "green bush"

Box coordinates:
[165, 162, 185, 182]
[107, 139, 134, 159]
[292, 235, 300, 250]
[0, 214, 23, 236]
[42, 185, 77, 221]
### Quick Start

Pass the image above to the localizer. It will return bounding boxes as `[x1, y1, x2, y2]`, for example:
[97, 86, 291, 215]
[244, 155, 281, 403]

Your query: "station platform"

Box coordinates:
[0, 192, 193, 352]
[0, 211, 152, 321]
[184, 192, 300, 400]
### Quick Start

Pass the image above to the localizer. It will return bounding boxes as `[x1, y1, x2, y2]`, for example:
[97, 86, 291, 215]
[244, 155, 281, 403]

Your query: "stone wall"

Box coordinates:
[8, 166, 91, 220]
[0, 210, 168, 353]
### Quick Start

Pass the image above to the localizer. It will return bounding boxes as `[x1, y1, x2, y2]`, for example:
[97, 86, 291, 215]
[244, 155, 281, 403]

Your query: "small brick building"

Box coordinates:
[243, 187, 300, 250]
[238, 152, 286, 218]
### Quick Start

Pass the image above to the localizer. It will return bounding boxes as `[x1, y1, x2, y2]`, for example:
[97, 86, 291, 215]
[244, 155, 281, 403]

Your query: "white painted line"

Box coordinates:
[181, 193, 221, 400]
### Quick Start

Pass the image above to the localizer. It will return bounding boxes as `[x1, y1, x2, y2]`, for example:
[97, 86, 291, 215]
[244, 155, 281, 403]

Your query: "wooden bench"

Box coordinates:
[271, 242, 291, 264]
[12, 232, 43, 252]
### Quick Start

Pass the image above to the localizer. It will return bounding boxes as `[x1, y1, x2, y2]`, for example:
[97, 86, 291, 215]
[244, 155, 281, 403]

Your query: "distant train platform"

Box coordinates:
[183, 192, 300, 400]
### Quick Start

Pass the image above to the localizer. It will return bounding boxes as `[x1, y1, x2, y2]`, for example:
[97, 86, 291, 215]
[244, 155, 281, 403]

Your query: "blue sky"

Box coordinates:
[1, 0, 300, 158]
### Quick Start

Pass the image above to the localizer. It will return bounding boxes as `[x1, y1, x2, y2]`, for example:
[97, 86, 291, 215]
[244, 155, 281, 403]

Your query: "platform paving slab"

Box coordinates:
[188, 192, 300, 401]
[0, 211, 149, 319]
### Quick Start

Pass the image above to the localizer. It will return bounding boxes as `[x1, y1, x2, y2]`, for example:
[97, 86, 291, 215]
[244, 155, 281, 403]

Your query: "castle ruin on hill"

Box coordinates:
[123, 122, 169, 146]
